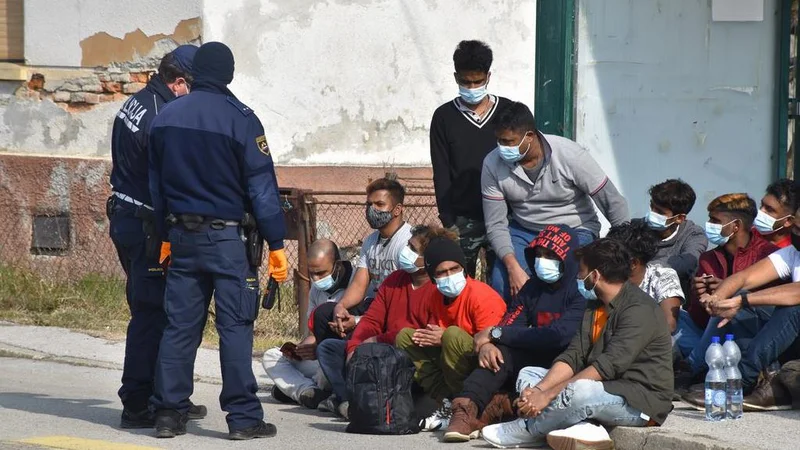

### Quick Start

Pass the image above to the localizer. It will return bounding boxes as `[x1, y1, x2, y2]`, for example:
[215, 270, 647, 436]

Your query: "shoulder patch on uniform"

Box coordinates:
[256, 135, 270, 155]
[226, 96, 253, 116]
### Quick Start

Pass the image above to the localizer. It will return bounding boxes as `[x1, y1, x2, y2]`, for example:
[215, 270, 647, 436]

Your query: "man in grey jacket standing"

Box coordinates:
[481, 102, 629, 300]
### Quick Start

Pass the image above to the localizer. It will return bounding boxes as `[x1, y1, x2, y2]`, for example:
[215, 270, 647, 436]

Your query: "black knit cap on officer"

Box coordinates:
[192, 41, 235, 85]
[423, 237, 467, 281]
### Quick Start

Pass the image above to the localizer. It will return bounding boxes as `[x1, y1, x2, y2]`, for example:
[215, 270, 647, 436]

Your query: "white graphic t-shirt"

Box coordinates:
[357, 222, 414, 297]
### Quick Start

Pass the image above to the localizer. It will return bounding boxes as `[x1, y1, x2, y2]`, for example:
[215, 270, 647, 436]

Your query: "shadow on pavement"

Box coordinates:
[0, 392, 125, 430]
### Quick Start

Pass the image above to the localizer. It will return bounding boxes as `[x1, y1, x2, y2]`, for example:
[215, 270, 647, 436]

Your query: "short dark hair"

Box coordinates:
[574, 239, 632, 284]
[410, 225, 458, 256]
[494, 101, 537, 135]
[648, 179, 696, 215]
[366, 178, 405, 205]
[606, 221, 659, 265]
[453, 40, 493, 73]
[708, 193, 758, 229]
[766, 179, 799, 213]
[158, 53, 193, 84]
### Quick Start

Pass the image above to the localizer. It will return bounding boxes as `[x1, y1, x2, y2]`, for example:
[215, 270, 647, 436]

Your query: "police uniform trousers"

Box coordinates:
[109, 199, 168, 413]
[151, 224, 263, 430]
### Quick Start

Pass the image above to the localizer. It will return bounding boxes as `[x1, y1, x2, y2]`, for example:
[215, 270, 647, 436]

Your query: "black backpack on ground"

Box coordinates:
[345, 342, 420, 435]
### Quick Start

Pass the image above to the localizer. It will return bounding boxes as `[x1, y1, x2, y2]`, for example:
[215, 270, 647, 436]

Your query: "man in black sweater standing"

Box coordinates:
[430, 40, 510, 279]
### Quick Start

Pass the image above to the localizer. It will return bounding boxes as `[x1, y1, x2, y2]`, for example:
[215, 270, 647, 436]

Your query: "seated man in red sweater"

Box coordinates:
[314, 225, 447, 419]
[674, 193, 778, 387]
[444, 224, 586, 443]
[396, 237, 506, 432]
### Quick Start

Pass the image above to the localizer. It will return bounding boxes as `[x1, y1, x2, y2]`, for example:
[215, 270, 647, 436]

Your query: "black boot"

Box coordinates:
[228, 421, 277, 440]
[187, 401, 208, 420]
[155, 410, 188, 439]
[120, 408, 155, 429]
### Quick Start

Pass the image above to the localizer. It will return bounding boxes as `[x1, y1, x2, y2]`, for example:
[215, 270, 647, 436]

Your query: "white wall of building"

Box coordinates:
[24, 0, 202, 67]
[576, 0, 778, 226]
[204, 0, 537, 165]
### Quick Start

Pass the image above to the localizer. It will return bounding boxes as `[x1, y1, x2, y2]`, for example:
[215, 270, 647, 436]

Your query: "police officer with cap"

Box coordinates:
[108, 44, 207, 429]
[148, 41, 289, 440]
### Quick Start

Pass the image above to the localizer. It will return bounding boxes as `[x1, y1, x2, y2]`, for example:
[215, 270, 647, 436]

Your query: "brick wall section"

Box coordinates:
[17, 69, 155, 112]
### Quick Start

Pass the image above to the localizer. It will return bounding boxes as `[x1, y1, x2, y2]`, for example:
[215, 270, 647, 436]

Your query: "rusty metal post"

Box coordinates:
[294, 189, 312, 336]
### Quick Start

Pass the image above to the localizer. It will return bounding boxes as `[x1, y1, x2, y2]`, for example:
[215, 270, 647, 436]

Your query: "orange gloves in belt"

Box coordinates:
[268, 249, 289, 282]
[159, 242, 172, 267]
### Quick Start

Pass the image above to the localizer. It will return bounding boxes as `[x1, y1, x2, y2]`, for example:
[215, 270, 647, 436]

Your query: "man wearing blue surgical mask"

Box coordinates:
[753, 179, 796, 249]
[396, 237, 506, 433]
[430, 40, 511, 281]
[641, 179, 707, 295]
[444, 224, 585, 442]
[481, 102, 629, 301]
[261, 239, 354, 411]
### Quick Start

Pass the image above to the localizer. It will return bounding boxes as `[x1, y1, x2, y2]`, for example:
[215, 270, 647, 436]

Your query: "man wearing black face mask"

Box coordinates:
[314, 178, 413, 342]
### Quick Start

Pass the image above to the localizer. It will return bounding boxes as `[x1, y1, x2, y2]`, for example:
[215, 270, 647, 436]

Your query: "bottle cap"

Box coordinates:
[726, 334, 734, 341]
[711, 336, 720, 343]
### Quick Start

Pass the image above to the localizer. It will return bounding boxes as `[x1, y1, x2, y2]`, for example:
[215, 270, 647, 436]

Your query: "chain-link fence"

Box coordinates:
[0, 186, 441, 348]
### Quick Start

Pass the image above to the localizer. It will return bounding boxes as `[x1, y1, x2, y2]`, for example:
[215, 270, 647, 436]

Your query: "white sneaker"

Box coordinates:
[546, 422, 613, 450]
[419, 398, 452, 431]
[481, 419, 547, 448]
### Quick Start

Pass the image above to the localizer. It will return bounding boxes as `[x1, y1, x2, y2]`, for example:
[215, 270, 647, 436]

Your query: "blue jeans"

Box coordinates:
[686, 307, 773, 374]
[490, 222, 595, 301]
[682, 306, 800, 392]
[675, 310, 703, 359]
[316, 338, 348, 401]
[516, 367, 647, 438]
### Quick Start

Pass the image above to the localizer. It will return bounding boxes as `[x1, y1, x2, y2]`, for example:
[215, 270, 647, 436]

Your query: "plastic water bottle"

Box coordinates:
[704, 336, 727, 421]
[723, 334, 743, 420]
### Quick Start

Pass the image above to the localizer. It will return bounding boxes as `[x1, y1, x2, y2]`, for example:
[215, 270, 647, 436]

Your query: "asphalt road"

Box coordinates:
[0, 357, 487, 450]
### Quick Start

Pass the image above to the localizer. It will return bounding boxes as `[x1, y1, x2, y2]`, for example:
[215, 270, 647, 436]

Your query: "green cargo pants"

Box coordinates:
[395, 326, 476, 402]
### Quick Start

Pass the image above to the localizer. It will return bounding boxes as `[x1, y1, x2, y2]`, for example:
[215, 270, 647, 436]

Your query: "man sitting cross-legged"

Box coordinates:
[481, 239, 673, 450]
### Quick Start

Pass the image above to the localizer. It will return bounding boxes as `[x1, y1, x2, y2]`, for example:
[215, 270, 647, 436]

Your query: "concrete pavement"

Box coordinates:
[0, 321, 798, 449]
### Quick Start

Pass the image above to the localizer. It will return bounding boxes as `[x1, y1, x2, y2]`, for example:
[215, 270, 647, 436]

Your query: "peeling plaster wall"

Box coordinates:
[24, 0, 202, 67]
[575, 0, 778, 226]
[204, 0, 537, 166]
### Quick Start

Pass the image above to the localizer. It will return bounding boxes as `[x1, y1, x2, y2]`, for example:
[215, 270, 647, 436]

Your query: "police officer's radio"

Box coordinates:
[261, 276, 279, 310]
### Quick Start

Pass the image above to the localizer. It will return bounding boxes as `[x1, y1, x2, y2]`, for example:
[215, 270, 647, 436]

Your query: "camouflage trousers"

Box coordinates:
[449, 216, 494, 281]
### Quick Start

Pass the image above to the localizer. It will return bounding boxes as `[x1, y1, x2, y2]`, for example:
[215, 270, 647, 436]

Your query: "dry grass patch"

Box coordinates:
[0, 264, 301, 353]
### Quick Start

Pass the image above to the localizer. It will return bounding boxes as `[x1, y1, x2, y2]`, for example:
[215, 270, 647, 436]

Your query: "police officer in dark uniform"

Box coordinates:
[148, 42, 289, 440]
[108, 44, 207, 429]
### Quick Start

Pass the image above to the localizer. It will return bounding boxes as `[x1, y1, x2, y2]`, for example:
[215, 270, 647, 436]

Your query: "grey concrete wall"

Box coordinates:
[575, 0, 778, 226]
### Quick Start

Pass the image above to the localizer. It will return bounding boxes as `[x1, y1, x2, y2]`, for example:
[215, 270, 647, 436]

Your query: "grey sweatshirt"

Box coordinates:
[481, 133, 630, 258]
[648, 219, 708, 284]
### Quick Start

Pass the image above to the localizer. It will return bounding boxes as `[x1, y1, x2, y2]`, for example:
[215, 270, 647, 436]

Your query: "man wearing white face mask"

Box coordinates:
[262, 239, 354, 410]
[753, 179, 796, 249]
[481, 102, 629, 301]
[396, 237, 506, 432]
[430, 40, 511, 279]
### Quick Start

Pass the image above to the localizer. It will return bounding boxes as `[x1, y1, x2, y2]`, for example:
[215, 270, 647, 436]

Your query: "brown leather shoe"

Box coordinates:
[443, 398, 480, 443]
[778, 360, 800, 408]
[744, 368, 792, 411]
[680, 387, 706, 411]
[478, 392, 515, 426]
